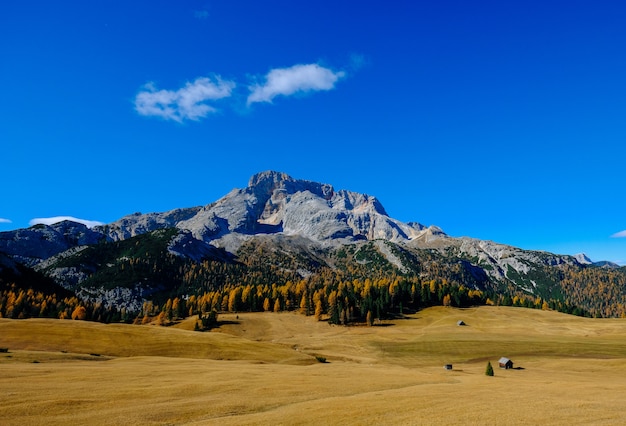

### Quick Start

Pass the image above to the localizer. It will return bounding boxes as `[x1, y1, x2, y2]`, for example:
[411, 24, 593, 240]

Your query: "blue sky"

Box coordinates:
[2, 1, 625, 264]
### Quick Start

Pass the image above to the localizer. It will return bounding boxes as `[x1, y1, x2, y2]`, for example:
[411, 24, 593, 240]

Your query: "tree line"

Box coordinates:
[1, 272, 590, 327]
[0, 284, 126, 323]
[5, 237, 620, 324]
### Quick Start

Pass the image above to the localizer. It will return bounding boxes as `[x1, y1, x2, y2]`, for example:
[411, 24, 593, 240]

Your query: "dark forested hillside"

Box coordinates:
[6, 226, 626, 325]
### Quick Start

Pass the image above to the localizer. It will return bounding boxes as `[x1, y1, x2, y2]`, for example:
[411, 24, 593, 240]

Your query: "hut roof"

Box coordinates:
[499, 357, 511, 364]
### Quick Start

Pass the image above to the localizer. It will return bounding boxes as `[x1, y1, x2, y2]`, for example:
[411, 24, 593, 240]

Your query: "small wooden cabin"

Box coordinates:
[444, 364, 453, 370]
[498, 357, 513, 369]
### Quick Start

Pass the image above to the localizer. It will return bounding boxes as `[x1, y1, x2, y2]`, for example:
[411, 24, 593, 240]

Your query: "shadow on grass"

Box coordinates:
[216, 320, 240, 326]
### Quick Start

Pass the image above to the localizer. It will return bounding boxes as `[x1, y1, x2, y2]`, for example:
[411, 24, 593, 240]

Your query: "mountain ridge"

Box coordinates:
[1, 171, 624, 317]
[100, 170, 439, 252]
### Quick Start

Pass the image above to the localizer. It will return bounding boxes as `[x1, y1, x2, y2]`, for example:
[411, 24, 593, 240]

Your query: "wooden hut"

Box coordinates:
[498, 357, 513, 369]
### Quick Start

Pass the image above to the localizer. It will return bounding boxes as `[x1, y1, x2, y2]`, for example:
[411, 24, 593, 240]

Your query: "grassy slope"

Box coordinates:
[2, 306, 626, 425]
[0, 317, 314, 364]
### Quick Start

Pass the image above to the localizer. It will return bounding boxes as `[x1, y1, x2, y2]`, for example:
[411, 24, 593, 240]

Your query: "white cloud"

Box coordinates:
[611, 230, 626, 238]
[135, 76, 235, 122]
[247, 63, 345, 105]
[0, 218, 12, 224]
[29, 216, 104, 229]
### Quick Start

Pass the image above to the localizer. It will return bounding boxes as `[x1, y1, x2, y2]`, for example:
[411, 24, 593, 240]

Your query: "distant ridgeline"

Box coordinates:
[1, 171, 625, 324]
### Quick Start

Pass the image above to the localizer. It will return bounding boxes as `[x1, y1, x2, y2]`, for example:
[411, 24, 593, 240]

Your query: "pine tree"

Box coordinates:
[485, 361, 494, 376]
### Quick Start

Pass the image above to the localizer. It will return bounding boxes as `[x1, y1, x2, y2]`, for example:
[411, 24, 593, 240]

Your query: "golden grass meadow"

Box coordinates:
[2, 306, 626, 425]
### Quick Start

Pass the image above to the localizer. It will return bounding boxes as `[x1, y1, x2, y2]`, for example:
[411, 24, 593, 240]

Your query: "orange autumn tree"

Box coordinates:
[71, 305, 87, 320]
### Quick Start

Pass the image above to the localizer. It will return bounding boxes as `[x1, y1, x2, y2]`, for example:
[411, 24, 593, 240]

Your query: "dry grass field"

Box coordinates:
[2, 306, 626, 425]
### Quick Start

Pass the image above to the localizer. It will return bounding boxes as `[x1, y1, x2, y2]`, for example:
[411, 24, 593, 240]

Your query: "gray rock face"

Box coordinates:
[34, 245, 93, 289]
[574, 253, 593, 265]
[77, 284, 158, 312]
[430, 237, 585, 294]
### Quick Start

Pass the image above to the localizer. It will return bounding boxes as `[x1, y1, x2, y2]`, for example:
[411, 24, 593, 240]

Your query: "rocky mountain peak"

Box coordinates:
[27, 171, 437, 255]
[161, 171, 431, 251]
[248, 170, 334, 201]
[248, 171, 294, 193]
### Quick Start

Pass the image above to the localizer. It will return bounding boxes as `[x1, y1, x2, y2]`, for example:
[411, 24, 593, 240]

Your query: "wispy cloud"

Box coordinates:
[134, 77, 235, 122]
[0, 218, 12, 224]
[29, 216, 104, 229]
[247, 64, 345, 105]
[611, 230, 626, 238]
[135, 60, 353, 121]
